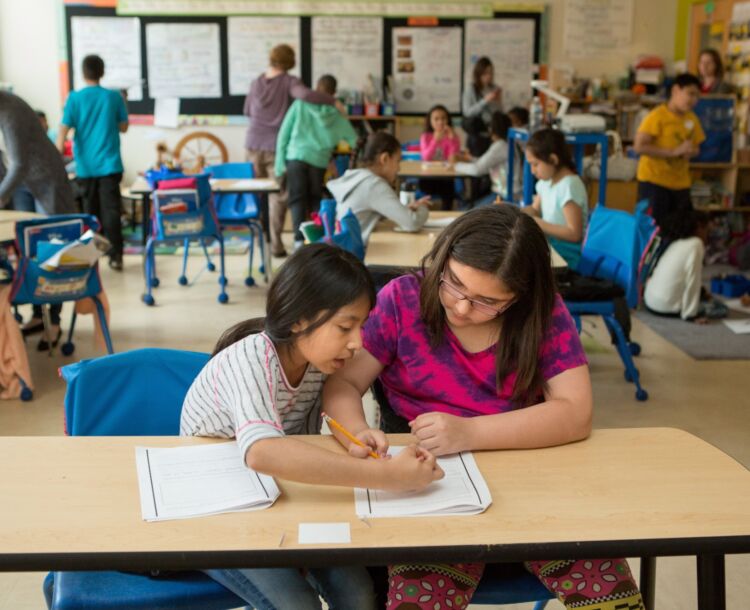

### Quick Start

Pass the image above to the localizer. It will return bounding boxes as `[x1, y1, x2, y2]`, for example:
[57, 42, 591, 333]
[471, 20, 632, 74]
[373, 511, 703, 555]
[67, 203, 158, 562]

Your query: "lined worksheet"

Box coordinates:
[135, 442, 279, 521]
[354, 447, 492, 518]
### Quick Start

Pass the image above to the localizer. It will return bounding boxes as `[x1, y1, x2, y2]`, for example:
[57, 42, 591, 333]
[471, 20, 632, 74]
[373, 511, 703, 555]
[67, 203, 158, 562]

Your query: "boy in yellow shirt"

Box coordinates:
[634, 73, 705, 230]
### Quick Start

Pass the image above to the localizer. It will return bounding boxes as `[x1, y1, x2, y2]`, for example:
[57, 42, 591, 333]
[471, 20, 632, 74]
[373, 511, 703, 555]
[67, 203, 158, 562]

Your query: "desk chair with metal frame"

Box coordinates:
[206, 162, 268, 286]
[42, 348, 249, 610]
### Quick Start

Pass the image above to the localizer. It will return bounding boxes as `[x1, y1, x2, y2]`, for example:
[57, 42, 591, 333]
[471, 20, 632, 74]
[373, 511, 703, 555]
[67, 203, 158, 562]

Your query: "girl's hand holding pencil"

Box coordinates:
[322, 412, 388, 459]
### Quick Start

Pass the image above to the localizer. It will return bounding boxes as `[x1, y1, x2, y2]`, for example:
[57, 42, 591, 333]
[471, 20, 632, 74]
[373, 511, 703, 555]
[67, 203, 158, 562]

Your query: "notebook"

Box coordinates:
[135, 441, 280, 522]
[354, 447, 492, 518]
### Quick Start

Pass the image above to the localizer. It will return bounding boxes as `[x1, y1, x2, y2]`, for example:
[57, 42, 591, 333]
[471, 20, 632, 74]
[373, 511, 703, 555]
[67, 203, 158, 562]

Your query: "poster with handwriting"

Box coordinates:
[146, 23, 222, 98]
[228, 17, 300, 96]
[563, 0, 634, 58]
[71, 17, 143, 101]
[392, 27, 462, 113]
[311, 17, 383, 95]
[464, 19, 535, 111]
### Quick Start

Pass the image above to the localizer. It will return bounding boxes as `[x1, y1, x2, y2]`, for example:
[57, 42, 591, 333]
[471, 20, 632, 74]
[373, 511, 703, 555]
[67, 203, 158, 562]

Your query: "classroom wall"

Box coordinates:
[1, 0, 680, 183]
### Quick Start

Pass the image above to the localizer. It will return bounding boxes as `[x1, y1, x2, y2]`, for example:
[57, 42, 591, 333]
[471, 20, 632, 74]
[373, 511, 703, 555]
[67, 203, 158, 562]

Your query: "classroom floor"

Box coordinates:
[1, 251, 749, 610]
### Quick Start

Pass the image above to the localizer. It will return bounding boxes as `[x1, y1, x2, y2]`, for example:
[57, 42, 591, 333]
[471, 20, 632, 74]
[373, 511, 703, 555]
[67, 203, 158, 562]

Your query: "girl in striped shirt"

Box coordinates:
[181, 243, 443, 610]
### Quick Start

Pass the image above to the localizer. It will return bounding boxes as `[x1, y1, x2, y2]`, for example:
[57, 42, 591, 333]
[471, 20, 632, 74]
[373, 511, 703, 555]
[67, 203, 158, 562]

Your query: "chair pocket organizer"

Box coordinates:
[152, 189, 216, 240]
[12, 262, 99, 305]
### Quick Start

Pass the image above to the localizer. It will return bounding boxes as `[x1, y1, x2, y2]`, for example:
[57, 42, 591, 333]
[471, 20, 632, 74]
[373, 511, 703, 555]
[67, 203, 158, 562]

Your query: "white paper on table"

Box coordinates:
[721, 298, 750, 315]
[723, 319, 750, 334]
[298, 522, 352, 544]
[214, 178, 278, 191]
[39, 229, 110, 271]
[423, 217, 456, 229]
[153, 98, 180, 128]
[135, 442, 280, 522]
[354, 447, 492, 518]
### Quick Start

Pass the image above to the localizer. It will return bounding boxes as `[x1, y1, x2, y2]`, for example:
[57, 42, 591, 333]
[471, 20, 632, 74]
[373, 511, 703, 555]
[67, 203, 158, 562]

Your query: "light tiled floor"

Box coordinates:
[1, 252, 748, 610]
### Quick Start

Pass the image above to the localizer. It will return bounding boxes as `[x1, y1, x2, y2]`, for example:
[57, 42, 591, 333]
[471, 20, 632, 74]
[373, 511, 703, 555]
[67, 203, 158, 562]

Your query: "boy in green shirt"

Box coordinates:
[275, 74, 357, 249]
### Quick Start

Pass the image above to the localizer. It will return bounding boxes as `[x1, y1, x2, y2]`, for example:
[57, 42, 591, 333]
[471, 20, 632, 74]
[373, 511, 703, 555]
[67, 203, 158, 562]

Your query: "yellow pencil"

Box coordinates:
[322, 412, 380, 459]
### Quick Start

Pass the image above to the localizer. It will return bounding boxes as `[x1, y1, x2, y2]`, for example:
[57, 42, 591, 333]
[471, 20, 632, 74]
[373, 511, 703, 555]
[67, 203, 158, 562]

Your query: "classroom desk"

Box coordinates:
[365, 211, 567, 269]
[0, 210, 44, 243]
[1, 428, 748, 609]
[398, 160, 470, 178]
[128, 176, 280, 246]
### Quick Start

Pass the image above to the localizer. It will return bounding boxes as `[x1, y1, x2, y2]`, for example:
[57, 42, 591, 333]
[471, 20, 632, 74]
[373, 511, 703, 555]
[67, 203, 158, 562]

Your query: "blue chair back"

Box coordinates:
[578, 202, 656, 308]
[61, 348, 209, 436]
[206, 163, 260, 220]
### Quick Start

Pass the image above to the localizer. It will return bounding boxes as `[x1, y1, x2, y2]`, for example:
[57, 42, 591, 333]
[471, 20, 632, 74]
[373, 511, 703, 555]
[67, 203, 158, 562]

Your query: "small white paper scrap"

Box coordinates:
[154, 98, 180, 128]
[298, 522, 351, 544]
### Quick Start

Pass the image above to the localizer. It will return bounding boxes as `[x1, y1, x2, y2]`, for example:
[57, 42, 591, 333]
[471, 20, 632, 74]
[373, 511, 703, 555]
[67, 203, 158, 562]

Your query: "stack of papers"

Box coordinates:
[39, 229, 110, 271]
[354, 447, 492, 518]
[135, 442, 280, 522]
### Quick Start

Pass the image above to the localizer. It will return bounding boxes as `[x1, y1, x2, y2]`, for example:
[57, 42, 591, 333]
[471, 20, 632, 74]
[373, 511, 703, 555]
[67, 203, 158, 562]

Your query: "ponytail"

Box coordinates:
[356, 131, 401, 169]
[211, 317, 265, 357]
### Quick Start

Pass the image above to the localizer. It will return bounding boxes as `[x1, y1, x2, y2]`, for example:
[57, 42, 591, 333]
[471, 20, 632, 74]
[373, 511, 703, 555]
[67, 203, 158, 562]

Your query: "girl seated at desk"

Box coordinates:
[328, 132, 431, 245]
[419, 104, 461, 210]
[323, 206, 644, 610]
[522, 128, 588, 270]
[181, 243, 443, 610]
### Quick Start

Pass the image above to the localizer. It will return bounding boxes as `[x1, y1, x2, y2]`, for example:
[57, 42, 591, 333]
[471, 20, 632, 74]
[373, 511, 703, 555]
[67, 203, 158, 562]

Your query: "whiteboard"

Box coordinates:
[392, 27, 462, 114]
[464, 19, 535, 111]
[228, 17, 300, 96]
[311, 17, 383, 95]
[71, 17, 143, 101]
[146, 23, 222, 98]
[563, 0, 634, 58]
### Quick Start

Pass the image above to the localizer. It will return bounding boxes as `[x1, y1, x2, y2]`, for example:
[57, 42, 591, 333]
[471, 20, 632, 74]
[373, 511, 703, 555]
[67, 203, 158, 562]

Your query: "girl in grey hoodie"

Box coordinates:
[327, 132, 430, 245]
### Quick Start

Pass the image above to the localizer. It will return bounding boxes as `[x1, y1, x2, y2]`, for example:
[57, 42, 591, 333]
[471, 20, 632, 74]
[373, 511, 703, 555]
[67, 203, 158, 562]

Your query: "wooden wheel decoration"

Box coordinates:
[173, 131, 228, 173]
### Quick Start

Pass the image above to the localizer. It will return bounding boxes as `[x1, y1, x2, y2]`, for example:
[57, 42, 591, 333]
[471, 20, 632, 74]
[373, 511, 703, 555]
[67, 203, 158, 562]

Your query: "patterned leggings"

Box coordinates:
[387, 559, 644, 610]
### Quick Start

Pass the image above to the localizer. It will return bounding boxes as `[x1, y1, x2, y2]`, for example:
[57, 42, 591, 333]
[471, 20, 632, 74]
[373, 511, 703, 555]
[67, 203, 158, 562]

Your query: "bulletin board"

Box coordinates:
[64, 5, 541, 118]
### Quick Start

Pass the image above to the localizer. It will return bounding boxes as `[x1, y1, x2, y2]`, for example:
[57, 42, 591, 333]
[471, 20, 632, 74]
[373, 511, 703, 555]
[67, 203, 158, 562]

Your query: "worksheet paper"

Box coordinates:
[354, 448, 491, 518]
[311, 17, 383, 94]
[228, 16, 300, 95]
[723, 319, 750, 335]
[71, 16, 143, 101]
[146, 23, 222, 98]
[135, 442, 280, 522]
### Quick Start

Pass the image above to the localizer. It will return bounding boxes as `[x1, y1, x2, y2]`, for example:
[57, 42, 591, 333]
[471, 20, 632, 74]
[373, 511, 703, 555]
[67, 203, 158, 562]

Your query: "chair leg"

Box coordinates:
[142, 238, 156, 305]
[602, 314, 648, 401]
[217, 234, 228, 304]
[40, 304, 53, 357]
[533, 601, 550, 610]
[200, 237, 216, 272]
[92, 295, 115, 354]
[257, 223, 268, 281]
[245, 225, 256, 287]
[179, 238, 190, 285]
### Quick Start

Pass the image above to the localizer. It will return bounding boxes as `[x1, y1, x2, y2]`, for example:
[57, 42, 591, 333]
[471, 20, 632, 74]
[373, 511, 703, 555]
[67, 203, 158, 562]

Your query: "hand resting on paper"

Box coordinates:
[410, 411, 470, 456]
[384, 445, 444, 491]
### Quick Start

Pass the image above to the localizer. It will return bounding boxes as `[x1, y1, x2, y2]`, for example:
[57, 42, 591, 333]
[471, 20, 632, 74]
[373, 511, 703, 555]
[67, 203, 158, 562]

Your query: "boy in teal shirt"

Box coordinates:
[58, 54, 129, 270]
[275, 74, 357, 249]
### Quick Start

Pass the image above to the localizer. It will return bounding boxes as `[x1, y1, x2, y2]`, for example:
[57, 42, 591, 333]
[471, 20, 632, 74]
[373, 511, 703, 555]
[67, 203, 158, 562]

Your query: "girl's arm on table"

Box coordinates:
[323, 349, 386, 456]
[534, 201, 584, 243]
[410, 365, 592, 455]
[246, 436, 443, 491]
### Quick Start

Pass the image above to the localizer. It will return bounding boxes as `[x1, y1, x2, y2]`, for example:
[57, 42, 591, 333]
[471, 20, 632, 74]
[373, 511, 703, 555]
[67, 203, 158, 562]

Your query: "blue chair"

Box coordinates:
[43, 348, 249, 610]
[143, 174, 229, 305]
[10, 214, 114, 361]
[564, 202, 657, 401]
[207, 162, 267, 287]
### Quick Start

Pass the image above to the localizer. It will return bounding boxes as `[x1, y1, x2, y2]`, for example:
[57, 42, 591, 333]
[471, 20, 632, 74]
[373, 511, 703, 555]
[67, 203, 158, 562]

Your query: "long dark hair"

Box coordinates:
[490, 111, 511, 141]
[212, 243, 376, 357]
[472, 56, 493, 96]
[526, 128, 577, 174]
[424, 104, 452, 133]
[699, 48, 724, 80]
[355, 131, 401, 168]
[419, 206, 556, 404]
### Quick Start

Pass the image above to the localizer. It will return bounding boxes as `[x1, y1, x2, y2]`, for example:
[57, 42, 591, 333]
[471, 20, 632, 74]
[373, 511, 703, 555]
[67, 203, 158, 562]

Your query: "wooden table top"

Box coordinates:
[366, 211, 567, 269]
[398, 160, 470, 178]
[1, 428, 749, 571]
[129, 176, 280, 195]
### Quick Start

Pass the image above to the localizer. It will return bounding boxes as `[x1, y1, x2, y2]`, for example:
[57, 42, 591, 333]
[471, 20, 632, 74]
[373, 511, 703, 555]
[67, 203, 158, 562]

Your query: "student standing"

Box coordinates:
[328, 132, 430, 244]
[462, 57, 503, 156]
[274, 75, 357, 250]
[58, 55, 128, 271]
[634, 73, 705, 231]
[244, 44, 338, 257]
[323, 206, 644, 610]
[698, 49, 734, 94]
[522, 128, 588, 270]
[182, 243, 442, 610]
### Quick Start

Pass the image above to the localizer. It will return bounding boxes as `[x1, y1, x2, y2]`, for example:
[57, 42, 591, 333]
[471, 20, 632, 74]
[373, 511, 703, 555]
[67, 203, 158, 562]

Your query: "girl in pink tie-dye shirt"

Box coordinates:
[323, 206, 644, 610]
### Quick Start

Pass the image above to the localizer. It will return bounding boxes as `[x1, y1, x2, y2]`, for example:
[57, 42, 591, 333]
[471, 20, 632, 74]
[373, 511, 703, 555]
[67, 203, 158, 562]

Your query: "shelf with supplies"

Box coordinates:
[347, 114, 400, 140]
[689, 159, 750, 212]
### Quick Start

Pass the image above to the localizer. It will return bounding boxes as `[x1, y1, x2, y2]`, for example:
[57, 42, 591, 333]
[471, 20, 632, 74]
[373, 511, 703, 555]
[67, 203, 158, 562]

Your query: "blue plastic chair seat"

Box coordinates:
[43, 571, 247, 610]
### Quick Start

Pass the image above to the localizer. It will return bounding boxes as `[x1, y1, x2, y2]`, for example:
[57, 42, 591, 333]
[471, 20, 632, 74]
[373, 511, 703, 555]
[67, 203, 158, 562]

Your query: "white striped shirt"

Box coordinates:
[180, 332, 325, 462]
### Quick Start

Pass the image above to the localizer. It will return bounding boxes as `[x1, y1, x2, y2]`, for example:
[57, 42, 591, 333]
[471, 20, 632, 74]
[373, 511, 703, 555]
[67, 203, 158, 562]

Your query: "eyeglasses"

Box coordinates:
[439, 274, 514, 317]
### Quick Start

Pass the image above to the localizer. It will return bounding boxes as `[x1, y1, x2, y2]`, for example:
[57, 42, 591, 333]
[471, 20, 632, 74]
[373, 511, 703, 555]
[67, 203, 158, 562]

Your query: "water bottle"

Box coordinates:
[530, 96, 543, 132]
[399, 182, 416, 206]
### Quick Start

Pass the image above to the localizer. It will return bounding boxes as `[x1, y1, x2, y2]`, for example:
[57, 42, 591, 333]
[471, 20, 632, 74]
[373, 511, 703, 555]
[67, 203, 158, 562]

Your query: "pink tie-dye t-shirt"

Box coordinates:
[362, 275, 588, 421]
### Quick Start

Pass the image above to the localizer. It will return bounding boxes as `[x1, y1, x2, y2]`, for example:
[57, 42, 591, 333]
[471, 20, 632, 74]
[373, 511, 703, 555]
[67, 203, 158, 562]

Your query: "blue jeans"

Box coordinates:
[11, 185, 45, 214]
[205, 565, 377, 610]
